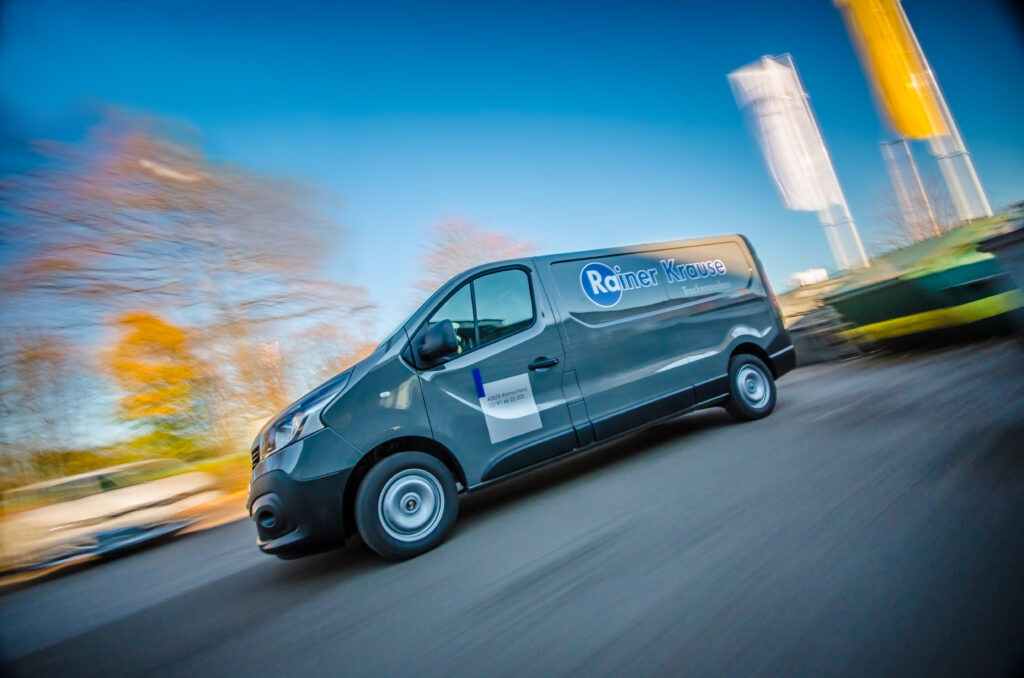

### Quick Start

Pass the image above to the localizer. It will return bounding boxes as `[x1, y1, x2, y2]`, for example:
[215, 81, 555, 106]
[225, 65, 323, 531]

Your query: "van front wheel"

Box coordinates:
[724, 354, 777, 421]
[355, 452, 458, 560]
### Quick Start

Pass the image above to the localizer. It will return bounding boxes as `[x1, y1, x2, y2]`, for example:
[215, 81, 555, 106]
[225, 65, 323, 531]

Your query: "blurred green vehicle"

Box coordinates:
[827, 217, 1024, 348]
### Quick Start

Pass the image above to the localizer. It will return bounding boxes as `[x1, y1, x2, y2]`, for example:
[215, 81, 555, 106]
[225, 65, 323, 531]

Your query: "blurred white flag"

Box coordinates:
[729, 56, 844, 212]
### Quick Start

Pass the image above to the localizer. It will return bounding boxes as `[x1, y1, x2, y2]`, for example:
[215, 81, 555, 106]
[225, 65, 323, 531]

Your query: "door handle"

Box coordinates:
[528, 356, 559, 370]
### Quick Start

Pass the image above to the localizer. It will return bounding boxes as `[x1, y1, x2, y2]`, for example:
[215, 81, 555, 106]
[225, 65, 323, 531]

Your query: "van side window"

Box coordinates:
[427, 283, 476, 354]
[473, 269, 534, 346]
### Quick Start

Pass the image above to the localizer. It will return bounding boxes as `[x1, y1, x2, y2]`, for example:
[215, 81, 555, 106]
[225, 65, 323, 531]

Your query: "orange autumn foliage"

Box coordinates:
[107, 312, 207, 458]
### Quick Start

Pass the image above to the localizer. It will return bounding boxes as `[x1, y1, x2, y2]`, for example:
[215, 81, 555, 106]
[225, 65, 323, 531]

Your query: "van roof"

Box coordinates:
[532, 234, 749, 265]
[403, 233, 754, 334]
[444, 234, 751, 283]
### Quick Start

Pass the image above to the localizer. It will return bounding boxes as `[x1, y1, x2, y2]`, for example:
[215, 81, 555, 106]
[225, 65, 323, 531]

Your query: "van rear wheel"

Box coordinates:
[355, 452, 458, 560]
[724, 354, 777, 421]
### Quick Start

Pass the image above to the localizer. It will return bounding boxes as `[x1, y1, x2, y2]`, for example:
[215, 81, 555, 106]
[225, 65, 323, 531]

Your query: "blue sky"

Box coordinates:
[2, 0, 1023, 334]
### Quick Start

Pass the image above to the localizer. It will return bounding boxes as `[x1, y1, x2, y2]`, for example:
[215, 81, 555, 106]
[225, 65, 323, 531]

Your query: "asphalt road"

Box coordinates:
[3, 342, 1024, 677]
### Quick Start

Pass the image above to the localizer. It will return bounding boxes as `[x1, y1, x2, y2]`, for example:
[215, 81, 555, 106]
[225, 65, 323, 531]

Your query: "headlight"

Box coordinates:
[269, 407, 322, 453]
[261, 372, 351, 459]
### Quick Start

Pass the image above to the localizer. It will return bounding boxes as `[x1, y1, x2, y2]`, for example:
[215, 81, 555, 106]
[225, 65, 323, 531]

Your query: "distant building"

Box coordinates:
[788, 268, 829, 288]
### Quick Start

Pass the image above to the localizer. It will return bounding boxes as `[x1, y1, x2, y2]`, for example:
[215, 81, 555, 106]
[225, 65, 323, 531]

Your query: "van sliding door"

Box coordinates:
[544, 253, 697, 439]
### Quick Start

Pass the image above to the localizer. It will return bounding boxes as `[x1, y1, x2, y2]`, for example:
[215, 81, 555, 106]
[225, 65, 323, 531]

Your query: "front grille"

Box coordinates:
[251, 445, 261, 470]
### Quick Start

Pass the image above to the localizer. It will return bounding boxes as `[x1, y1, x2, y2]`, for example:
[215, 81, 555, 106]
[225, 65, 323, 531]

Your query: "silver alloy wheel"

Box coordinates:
[736, 364, 770, 409]
[377, 468, 445, 542]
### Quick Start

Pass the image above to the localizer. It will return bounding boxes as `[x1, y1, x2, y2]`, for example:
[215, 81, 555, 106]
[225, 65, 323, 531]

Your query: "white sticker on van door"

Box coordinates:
[472, 369, 542, 444]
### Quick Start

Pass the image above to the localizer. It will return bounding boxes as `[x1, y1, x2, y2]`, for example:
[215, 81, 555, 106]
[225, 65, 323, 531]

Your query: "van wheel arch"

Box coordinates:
[730, 342, 777, 377]
[342, 436, 465, 538]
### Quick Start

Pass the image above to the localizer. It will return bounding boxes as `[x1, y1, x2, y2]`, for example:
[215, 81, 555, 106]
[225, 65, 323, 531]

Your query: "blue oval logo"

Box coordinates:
[580, 262, 622, 307]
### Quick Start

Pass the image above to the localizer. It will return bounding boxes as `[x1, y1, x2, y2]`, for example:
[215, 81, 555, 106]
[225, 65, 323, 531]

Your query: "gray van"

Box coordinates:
[247, 235, 795, 560]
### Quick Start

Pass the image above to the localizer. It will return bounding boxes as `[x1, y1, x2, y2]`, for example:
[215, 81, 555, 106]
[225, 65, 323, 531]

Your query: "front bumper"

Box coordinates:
[248, 468, 352, 556]
[247, 427, 362, 557]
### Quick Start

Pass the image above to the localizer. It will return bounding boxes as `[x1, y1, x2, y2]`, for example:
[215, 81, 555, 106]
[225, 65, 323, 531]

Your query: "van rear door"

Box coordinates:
[654, 239, 770, 397]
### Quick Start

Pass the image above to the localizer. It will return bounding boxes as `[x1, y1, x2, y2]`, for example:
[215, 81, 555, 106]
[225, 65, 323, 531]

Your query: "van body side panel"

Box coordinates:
[544, 251, 691, 438]
[673, 292, 781, 399]
[645, 240, 767, 391]
[321, 330, 434, 455]
[540, 236, 780, 439]
[661, 248, 790, 404]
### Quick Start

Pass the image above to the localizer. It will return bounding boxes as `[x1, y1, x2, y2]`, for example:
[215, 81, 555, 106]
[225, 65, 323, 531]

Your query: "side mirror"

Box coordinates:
[415, 319, 459, 365]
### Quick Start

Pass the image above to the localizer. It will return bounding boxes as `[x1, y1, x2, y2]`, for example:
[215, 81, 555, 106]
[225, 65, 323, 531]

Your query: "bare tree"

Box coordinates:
[868, 169, 964, 258]
[0, 109, 375, 452]
[868, 187, 918, 257]
[1002, 199, 1024, 214]
[1, 111, 369, 325]
[0, 333, 94, 480]
[920, 170, 960, 232]
[291, 323, 376, 393]
[414, 217, 536, 297]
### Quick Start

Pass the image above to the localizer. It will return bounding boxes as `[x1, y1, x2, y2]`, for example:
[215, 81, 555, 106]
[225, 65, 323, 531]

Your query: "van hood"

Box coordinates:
[252, 328, 403, 446]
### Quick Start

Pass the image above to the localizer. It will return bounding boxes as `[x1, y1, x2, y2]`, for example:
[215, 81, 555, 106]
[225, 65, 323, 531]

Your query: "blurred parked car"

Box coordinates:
[0, 460, 222, 572]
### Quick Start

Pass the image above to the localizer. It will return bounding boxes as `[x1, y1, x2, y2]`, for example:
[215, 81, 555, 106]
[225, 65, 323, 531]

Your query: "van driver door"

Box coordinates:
[413, 266, 577, 486]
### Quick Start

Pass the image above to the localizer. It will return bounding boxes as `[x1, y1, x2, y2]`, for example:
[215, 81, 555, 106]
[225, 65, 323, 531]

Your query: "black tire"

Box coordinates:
[724, 354, 777, 421]
[355, 452, 458, 560]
